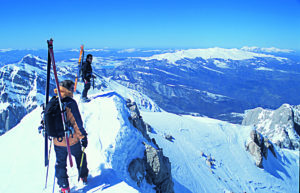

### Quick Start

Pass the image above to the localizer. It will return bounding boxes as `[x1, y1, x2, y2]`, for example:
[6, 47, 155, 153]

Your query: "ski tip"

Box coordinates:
[47, 39, 54, 47]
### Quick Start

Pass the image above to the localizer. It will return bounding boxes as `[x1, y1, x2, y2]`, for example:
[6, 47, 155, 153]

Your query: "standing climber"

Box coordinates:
[81, 54, 94, 101]
[53, 80, 89, 193]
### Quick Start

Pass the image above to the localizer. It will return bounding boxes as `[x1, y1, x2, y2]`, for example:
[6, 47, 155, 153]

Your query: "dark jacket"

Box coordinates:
[53, 86, 87, 147]
[82, 61, 92, 82]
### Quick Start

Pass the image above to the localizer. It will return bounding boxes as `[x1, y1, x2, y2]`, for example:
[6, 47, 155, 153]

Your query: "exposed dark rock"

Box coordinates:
[128, 144, 174, 193]
[246, 130, 277, 168]
[126, 99, 151, 142]
[145, 123, 153, 133]
[151, 138, 159, 149]
[128, 158, 145, 187]
[164, 134, 174, 142]
[127, 100, 174, 193]
[263, 137, 277, 159]
[246, 141, 263, 168]
[144, 144, 174, 193]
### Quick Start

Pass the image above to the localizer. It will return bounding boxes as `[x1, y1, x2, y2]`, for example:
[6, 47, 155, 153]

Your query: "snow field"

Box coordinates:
[0, 88, 298, 193]
[141, 111, 299, 193]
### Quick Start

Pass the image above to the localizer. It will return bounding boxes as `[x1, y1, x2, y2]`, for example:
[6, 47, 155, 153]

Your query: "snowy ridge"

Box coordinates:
[20, 54, 47, 64]
[118, 48, 139, 53]
[0, 48, 14, 52]
[0, 55, 47, 104]
[0, 92, 155, 193]
[77, 93, 155, 192]
[85, 49, 108, 52]
[241, 46, 293, 53]
[100, 77, 161, 112]
[0, 65, 43, 107]
[0, 87, 299, 193]
[139, 48, 287, 64]
[255, 67, 274, 71]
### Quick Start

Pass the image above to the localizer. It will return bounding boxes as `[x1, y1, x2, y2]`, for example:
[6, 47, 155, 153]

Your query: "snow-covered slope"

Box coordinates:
[141, 111, 299, 193]
[139, 48, 287, 64]
[0, 87, 299, 193]
[0, 91, 155, 193]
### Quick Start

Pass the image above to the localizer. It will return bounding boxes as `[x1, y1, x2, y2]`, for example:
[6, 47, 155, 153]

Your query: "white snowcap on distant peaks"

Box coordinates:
[140, 47, 287, 64]
[241, 46, 293, 53]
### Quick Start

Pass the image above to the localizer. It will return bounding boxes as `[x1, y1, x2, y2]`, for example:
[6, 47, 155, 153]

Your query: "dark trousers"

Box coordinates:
[82, 81, 91, 98]
[54, 142, 88, 188]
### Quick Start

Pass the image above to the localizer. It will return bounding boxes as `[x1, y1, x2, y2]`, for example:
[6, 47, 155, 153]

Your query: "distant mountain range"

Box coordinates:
[96, 48, 300, 122]
[1, 47, 299, 134]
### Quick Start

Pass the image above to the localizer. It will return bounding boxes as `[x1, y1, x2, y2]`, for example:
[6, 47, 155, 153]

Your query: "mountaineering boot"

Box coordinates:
[60, 187, 70, 193]
[81, 176, 88, 185]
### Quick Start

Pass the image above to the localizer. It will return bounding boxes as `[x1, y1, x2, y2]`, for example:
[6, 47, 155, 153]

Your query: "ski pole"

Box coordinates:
[93, 72, 102, 79]
[52, 172, 56, 193]
[78, 147, 86, 181]
[44, 44, 51, 167]
[45, 139, 53, 189]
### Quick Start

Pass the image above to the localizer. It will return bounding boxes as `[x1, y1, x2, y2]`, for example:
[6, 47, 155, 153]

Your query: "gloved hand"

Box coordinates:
[81, 136, 88, 148]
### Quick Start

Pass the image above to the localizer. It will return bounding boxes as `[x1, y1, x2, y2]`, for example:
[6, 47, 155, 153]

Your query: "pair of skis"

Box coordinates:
[44, 40, 85, 190]
[46, 39, 73, 167]
[44, 39, 74, 190]
[74, 45, 84, 92]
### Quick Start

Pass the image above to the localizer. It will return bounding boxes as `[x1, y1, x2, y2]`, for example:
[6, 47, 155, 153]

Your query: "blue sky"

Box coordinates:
[1, 0, 300, 50]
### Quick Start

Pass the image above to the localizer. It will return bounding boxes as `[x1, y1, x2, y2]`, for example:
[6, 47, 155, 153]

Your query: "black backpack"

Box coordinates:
[44, 96, 71, 138]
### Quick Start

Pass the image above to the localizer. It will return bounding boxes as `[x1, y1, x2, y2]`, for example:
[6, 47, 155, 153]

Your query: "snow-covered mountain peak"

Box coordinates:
[242, 104, 300, 149]
[241, 46, 294, 53]
[139, 47, 287, 64]
[19, 54, 47, 67]
[0, 55, 50, 134]
[0, 48, 14, 52]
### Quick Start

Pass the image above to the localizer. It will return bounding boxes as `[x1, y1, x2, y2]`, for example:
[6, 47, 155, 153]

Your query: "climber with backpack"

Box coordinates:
[81, 54, 96, 102]
[44, 80, 89, 193]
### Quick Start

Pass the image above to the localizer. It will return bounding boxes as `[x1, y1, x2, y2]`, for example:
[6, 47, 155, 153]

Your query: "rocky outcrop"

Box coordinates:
[164, 134, 174, 142]
[126, 99, 174, 193]
[128, 158, 145, 187]
[126, 99, 152, 142]
[144, 144, 174, 193]
[246, 130, 277, 168]
[128, 143, 174, 193]
[242, 104, 300, 149]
